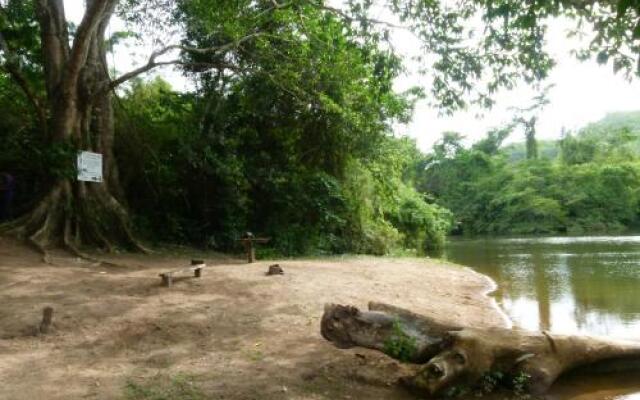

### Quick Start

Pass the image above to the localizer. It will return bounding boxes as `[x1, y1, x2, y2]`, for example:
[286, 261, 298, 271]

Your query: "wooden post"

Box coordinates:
[248, 242, 255, 263]
[237, 234, 269, 263]
[192, 260, 204, 277]
[40, 306, 54, 334]
[161, 274, 173, 287]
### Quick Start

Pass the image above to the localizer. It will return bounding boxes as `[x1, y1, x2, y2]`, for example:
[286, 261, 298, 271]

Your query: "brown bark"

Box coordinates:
[35, 0, 70, 102]
[321, 302, 640, 397]
[321, 302, 461, 363]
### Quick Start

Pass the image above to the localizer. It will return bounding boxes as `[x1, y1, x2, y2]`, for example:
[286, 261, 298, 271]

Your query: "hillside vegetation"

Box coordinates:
[421, 111, 640, 235]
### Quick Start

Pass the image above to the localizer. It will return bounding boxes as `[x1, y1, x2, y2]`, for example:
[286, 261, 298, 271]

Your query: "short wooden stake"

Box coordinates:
[248, 245, 255, 263]
[192, 260, 204, 277]
[40, 306, 54, 334]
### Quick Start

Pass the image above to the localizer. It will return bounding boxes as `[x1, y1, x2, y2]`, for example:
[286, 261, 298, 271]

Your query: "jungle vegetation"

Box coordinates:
[422, 111, 640, 236]
[1, 0, 639, 255]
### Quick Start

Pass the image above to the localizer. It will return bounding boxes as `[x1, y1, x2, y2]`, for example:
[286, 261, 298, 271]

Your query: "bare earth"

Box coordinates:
[0, 236, 505, 400]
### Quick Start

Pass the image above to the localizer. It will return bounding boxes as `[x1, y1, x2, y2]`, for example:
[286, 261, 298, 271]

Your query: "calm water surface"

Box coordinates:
[443, 236, 640, 399]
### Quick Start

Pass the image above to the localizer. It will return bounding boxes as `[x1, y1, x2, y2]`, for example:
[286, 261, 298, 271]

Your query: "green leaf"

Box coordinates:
[617, 0, 633, 17]
[633, 23, 640, 39]
[596, 51, 609, 64]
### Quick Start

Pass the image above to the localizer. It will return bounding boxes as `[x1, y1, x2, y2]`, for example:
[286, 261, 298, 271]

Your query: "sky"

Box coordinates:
[63, 1, 640, 152]
[384, 12, 640, 151]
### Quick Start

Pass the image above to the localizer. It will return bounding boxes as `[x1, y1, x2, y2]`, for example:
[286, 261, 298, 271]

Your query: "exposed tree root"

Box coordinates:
[0, 180, 150, 264]
[0, 0, 152, 263]
[29, 239, 52, 264]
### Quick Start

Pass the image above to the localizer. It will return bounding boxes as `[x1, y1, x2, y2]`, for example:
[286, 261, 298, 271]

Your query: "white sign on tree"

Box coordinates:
[77, 151, 103, 182]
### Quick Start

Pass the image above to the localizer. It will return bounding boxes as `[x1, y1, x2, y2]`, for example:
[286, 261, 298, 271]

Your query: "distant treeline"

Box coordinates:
[421, 111, 640, 235]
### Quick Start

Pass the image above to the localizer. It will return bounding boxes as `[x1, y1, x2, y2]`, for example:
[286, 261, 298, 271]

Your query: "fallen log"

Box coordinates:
[321, 302, 640, 397]
[321, 302, 462, 363]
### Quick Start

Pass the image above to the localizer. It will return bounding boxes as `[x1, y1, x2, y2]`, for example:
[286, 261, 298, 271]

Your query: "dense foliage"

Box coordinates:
[111, 6, 453, 256]
[422, 112, 640, 235]
[0, 3, 452, 255]
[2, 0, 640, 253]
[113, 76, 450, 255]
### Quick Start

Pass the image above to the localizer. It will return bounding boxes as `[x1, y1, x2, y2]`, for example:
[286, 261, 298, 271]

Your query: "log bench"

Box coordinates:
[159, 260, 206, 287]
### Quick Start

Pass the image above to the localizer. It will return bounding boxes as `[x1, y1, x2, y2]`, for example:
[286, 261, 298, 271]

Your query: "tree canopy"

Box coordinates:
[0, 0, 639, 254]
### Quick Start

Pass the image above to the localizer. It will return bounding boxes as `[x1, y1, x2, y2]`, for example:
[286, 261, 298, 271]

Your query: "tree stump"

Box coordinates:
[266, 264, 284, 275]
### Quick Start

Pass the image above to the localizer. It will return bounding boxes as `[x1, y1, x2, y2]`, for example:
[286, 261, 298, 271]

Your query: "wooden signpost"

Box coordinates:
[237, 232, 270, 263]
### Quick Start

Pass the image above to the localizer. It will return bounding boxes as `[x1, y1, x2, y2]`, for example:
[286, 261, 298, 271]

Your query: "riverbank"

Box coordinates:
[0, 237, 504, 399]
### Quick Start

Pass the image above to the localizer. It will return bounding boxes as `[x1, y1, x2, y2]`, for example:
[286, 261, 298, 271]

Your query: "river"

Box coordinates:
[443, 236, 640, 399]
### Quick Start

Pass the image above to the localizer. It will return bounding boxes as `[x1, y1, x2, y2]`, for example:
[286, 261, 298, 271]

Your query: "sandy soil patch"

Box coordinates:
[0, 236, 504, 400]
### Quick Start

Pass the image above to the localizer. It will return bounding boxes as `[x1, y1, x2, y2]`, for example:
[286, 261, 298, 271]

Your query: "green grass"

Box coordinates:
[124, 374, 206, 400]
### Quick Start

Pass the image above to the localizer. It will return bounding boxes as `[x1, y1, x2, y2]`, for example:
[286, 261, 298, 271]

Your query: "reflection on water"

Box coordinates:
[442, 236, 640, 399]
[443, 236, 640, 339]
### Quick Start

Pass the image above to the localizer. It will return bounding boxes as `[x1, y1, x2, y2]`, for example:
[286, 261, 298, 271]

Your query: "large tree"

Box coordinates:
[0, 0, 638, 252]
[0, 0, 270, 253]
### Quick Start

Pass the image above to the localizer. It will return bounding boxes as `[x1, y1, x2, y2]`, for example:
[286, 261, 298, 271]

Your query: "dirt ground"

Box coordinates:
[0, 236, 506, 400]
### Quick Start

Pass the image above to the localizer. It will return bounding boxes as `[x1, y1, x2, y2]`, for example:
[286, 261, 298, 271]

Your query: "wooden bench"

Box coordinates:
[159, 260, 206, 287]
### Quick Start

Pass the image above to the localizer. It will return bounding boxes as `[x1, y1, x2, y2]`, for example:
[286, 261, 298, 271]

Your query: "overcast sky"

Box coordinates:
[64, 1, 640, 152]
[386, 14, 640, 151]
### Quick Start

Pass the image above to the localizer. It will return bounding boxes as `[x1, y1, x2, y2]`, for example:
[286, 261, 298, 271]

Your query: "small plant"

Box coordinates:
[124, 374, 206, 400]
[248, 349, 265, 362]
[383, 320, 417, 362]
[479, 370, 505, 394]
[512, 371, 532, 397]
[443, 384, 470, 398]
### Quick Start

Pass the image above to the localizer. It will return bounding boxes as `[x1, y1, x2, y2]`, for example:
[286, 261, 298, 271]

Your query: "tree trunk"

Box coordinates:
[525, 116, 538, 160]
[321, 302, 640, 397]
[2, 0, 146, 253]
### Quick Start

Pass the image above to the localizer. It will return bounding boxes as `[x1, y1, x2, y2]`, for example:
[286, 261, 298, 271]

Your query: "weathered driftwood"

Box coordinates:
[321, 302, 461, 363]
[321, 302, 640, 396]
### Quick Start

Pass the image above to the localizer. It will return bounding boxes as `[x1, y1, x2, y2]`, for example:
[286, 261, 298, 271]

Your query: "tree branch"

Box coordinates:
[35, 0, 71, 99]
[318, 4, 409, 30]
[109, 32, 262, 88]
[66, 0, 117, 89]
[0, 31, 48, 134]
